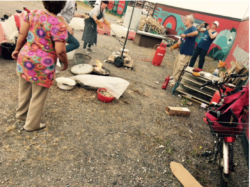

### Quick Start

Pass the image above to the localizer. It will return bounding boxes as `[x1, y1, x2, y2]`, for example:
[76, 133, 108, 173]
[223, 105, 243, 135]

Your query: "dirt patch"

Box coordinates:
[0, 2, 248, 187]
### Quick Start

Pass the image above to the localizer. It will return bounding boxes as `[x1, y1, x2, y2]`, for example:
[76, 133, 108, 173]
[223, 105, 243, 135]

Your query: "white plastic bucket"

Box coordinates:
[69, 17, 85, 31]
[2, 15, 19, 43]
[110, 24, 128, 38]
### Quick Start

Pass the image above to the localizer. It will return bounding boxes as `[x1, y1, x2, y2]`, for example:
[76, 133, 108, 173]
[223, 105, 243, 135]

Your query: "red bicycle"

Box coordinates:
[202, 73, 249, 187]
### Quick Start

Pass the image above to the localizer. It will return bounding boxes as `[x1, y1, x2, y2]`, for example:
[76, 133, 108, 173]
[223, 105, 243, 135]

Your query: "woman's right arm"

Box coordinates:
[55, 42, 68, 71]
[12, 21, 29, 59]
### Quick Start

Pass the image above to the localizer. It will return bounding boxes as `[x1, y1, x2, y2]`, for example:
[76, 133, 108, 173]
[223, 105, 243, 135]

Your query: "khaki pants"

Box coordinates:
[16, 77, 49, 131]
[173, 54, 191, 81]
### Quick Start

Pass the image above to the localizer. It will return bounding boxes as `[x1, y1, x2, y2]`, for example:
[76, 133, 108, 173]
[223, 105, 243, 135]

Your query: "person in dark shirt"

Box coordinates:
[189, 21, 219, 72]
[169, 14, 198, 84]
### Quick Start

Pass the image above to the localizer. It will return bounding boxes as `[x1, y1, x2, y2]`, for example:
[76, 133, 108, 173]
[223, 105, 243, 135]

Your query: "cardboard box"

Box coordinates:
[124, 59, 134, 68]
[107, 54, 115, 63]
[170, 162, 202, 187]
[165, 106, 190, 117]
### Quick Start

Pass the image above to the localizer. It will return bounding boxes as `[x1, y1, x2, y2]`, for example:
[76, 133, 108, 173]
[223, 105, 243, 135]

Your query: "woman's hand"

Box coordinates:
[103, 19, 111, 29]
[12, 50, 19, 60]
[55, 42, 68, 71]
[96, 20, 104, 29]
[67, 26, 74, 35]
[61, 62, 68, 71]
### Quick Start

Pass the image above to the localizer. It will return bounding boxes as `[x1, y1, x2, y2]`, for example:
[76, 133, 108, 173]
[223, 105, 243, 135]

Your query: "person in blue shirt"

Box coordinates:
[189, 21, 219, 72]
[169, 14, 198, 85]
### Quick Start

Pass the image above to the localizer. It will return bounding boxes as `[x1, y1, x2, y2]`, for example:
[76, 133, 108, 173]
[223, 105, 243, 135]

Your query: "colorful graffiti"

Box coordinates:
[153, 4, 240, 61]
[225, 20, 249, 69]
[84, 0, 130, 17]
[208, 28, 236, 60]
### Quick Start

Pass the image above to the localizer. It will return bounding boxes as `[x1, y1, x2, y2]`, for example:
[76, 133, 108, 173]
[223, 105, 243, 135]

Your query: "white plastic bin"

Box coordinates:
[2, 15, 19, 43]
[69, 17, 85, 31]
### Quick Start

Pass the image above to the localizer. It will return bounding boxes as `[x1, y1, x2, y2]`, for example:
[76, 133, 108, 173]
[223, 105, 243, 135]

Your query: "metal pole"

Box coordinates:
[121, 0, 136, 58]
[152, 3, 157, 17]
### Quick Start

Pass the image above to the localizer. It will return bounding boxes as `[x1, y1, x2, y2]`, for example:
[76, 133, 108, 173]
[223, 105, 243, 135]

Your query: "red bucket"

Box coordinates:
[97, 88, 115, 103]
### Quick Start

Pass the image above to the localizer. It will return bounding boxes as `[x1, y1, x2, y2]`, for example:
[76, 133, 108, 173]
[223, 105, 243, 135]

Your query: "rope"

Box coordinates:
[102, 24, 124, 46]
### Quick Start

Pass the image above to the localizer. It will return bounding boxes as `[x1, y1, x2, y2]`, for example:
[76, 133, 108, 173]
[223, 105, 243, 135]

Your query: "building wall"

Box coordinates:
[224, 20, 249, 69]
[83, 0, 130, 17]
[106, 0, 130, 17]
[153, 4, 241, 61]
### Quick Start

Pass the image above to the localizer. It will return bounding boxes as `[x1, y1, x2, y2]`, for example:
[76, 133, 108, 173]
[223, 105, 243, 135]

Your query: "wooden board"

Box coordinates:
[182, 76, 217, 92]
[134, 33, 162, 48]
[165, 106, 191, 117]
[176, 87, 210, 104]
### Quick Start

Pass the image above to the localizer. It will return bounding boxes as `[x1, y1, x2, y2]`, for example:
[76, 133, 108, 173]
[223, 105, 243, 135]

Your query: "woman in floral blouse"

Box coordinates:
[12, 1, 68, 132]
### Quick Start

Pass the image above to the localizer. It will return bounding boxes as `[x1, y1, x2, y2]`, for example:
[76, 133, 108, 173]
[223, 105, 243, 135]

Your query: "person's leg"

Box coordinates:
[83, 42, 90, 54]
[172, 53, 180, 79]
[189, 47, 200, 67]
[87, 43, 95, 52]
[173, 55, 191, 81]
[23, 84, 49, 131]
[198, 49, 207, 69]
[83, 42, 88, 49]
[16, 77, 32, 120]
[66, 32, 80, 53]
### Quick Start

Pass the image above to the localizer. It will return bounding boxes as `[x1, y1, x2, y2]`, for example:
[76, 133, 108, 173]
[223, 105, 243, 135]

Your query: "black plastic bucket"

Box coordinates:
[1, 42, 16, 60]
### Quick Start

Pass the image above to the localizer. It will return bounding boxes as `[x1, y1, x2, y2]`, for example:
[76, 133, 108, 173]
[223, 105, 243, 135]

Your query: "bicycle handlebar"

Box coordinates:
[230, 74, 247, 78]
[201, 80, 212, 87]
[200, 73, 247, 94]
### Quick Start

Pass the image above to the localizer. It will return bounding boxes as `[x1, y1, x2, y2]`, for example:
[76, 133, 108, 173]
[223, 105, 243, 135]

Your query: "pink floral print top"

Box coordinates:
[16, 10, 68, 88]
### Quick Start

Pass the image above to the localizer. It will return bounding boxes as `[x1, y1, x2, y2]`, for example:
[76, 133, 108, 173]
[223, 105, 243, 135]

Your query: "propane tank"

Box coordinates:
[162, 76, 170, 89]
[152, 43, 167, 66]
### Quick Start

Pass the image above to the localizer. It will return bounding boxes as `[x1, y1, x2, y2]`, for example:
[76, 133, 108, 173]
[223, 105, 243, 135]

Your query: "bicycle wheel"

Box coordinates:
[220, 167, 228, 187]
[219, 142, 229, 187]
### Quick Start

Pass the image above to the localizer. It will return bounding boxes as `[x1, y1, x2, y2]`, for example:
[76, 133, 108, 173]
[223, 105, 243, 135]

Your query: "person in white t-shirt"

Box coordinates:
[57, 0, 84, 53]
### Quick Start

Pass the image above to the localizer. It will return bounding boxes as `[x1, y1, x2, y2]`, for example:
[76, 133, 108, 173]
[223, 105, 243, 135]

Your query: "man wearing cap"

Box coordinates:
[189, 21, 219, 72]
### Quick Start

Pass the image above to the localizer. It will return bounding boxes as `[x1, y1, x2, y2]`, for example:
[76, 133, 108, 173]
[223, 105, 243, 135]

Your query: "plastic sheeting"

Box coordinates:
[1, 15, 18, 43]
[72, 75, 129, 99]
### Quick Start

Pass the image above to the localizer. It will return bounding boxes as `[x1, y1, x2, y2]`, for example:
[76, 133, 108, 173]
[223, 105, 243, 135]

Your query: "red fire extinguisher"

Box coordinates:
[162, 76, 170, 89]
[152, 43, 167, 66]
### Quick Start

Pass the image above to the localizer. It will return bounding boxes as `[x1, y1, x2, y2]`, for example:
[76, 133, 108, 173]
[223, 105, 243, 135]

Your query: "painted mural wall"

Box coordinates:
[224, 20, 249, 69]
[106, 0, 130, 17]
[84, 0, 129, 17]
[153, 4, 241, 61]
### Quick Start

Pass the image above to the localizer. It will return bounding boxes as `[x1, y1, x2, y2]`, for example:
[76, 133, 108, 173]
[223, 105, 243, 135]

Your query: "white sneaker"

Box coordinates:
[169, 79, 176, 83]
[87, 47, 95, 53]
[83, 49, 89, 54]
[56, 59, 61, 67]
[170, 82, 176, 87]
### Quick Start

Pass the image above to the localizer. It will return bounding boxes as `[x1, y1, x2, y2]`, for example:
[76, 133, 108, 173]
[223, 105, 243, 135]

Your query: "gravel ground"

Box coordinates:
[0, 1, 248, 187]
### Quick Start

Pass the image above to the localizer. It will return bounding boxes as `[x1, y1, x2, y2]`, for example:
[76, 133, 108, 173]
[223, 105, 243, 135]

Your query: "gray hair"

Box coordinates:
[186, 14, 194, 24]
